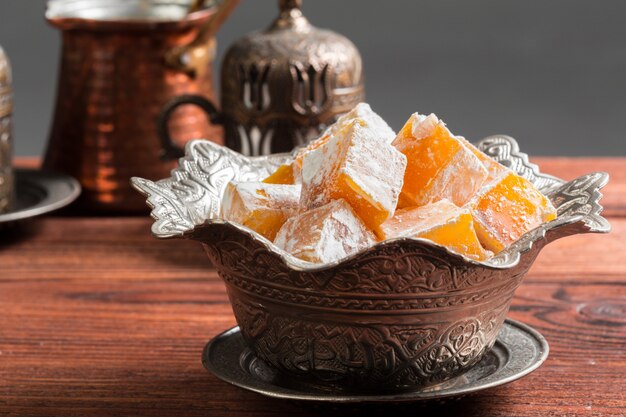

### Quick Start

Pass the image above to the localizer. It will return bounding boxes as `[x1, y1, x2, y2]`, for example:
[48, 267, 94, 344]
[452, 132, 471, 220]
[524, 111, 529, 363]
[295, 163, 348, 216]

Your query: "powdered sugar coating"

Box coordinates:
[409, 113, 440, 140]
[292, 103, 397, 184]
[300, 119, 407, 228]
[426, 143, 489, 206]
[323, 102, 396, 144]
[341, 122, 407, 214]
[221, 181, 301, 240]
[377, 199, 463, 239]
[393, 112, 488, 207]
[274, 199, 376, 263]
[376, 199, 491, 261]
[458, 136, 510, 182]
[222, 182, 301, 218]
[299, 123, 347, 207]
[469, 171, 557, 253]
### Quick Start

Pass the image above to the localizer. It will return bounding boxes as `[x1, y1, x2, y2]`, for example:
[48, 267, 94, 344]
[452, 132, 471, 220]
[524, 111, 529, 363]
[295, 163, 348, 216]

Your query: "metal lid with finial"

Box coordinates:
[220, 0, 364, 156]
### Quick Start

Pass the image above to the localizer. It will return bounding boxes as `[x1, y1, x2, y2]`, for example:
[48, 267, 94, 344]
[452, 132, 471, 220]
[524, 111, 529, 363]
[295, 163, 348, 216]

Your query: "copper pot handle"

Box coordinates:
[166, 0, 240, 78]
[157, 94, 223, 160]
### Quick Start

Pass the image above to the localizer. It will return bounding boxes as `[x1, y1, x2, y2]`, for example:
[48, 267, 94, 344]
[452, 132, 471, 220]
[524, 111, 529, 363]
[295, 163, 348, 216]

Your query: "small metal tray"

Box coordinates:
[0, 169, 80, 229]
[202, 318, 549, 403]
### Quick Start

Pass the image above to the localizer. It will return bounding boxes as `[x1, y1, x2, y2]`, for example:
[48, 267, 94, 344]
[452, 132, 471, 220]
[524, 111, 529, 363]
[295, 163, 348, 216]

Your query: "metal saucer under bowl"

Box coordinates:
[0, 169, 81, 229]
[202, 318, 549, 403]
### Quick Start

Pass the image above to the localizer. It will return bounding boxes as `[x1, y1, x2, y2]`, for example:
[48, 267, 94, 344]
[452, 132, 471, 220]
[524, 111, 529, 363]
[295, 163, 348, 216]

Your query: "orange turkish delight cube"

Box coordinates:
[300, 119, 407, 230]
[274, 199, 376, 263]
[392, 113, 488, 207]
[470, 172, 557, 253]
[323, 102, 396, 144]
[459, 136, 509, 182]
[376, 199, 492, 261]
[221, 181, 301, 241]
[278, 103, 397, 184]
[263, 163, 295, 185]
[263, 104, 396, 186]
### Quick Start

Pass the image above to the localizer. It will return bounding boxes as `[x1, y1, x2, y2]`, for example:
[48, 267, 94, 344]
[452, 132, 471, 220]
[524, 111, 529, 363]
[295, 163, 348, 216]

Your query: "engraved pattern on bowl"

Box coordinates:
[131, 135, 610, 391]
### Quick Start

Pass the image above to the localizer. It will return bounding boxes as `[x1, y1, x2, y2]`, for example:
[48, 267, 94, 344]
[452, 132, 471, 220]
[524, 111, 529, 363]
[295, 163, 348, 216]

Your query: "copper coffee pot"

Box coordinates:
[44, 0, 238, 213]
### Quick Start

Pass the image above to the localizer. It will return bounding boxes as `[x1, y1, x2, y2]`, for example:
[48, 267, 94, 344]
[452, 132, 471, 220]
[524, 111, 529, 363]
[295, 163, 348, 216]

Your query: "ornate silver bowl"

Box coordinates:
[131, 136, 610, 392]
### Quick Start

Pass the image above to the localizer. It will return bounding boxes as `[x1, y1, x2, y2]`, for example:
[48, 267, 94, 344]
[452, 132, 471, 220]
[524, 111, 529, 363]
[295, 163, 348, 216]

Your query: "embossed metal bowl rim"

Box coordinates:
[131, 135, 611, 272]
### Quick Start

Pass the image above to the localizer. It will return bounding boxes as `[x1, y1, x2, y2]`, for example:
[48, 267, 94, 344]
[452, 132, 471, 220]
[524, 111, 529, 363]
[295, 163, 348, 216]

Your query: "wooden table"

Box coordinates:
[1, 158, 625, 417]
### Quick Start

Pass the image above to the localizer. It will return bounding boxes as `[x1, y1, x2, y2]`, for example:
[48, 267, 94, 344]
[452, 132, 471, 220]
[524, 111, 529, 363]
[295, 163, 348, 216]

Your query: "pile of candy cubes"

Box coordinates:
[221, 103, 557, 264]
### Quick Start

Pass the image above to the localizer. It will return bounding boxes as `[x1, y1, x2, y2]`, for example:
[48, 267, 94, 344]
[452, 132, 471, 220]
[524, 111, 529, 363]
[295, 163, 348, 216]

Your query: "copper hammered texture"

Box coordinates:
[44, 4, 224, 212]
[132, 135, 610, 391]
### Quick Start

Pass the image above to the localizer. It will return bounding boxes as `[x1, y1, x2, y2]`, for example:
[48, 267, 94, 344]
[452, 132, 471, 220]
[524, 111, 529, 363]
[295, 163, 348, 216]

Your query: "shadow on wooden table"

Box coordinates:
[287, 393, 500, 417]
[0, 220, 43, 246]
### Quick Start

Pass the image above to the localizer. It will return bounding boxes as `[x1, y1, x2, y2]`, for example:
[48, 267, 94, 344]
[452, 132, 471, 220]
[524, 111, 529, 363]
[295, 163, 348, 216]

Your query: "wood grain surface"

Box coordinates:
[0, 159, 624, 417]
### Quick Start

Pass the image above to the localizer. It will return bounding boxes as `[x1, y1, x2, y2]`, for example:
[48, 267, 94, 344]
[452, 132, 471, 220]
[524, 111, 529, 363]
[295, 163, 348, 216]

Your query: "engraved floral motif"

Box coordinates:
[231, 298, 507, 389]
[550, 172, 610, 232]
[205, 223, 530, 304]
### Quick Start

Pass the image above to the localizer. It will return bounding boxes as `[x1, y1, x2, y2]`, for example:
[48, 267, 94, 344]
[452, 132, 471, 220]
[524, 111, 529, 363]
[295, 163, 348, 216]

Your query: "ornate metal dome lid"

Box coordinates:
[222, 0, 363, 90]
[219, 0, 364, 155]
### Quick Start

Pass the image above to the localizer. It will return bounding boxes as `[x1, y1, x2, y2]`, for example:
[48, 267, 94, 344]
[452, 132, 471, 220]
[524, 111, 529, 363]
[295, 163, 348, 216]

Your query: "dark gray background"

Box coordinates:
[0, 0, 625, 156]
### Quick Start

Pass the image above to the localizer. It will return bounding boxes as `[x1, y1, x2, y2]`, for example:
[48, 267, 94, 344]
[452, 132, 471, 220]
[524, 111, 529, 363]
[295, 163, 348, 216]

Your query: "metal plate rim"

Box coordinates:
[0, 169, 81, 224]
[202, 318, 549, 403]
